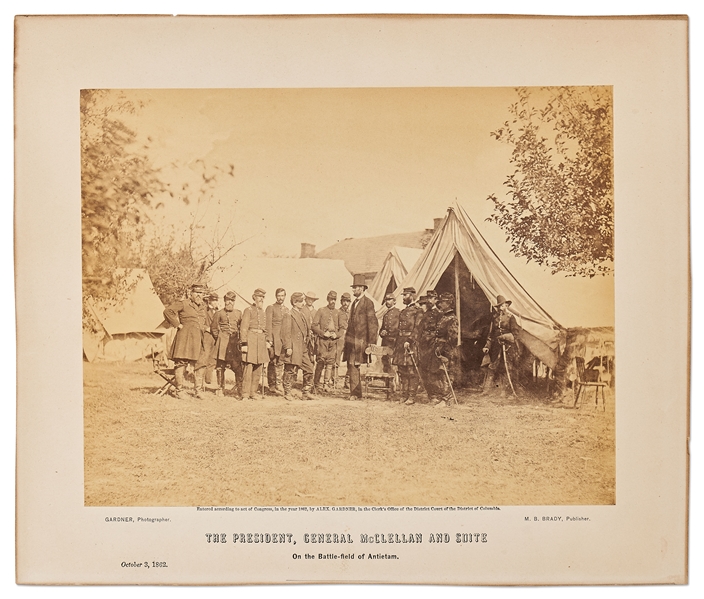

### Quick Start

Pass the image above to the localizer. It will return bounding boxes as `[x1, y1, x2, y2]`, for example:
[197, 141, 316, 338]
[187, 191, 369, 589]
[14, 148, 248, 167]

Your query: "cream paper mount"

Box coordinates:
[15, 15, 688, 585]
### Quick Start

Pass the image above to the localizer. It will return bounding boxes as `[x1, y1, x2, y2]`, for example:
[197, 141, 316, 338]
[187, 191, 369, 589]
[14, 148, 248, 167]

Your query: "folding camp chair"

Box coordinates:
[362, 345, 396, 400]
[151, 348, 177, 396]
[573, 356, 607, 411]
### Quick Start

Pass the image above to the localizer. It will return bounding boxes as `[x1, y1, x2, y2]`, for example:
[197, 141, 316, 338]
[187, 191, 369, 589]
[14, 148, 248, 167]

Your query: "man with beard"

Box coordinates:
[336, 292, 352, 389]
[240, 288, 270, 400]
[211, 291, 243, 399]
[281, 292, 315, 401]
[265, 287, 288, 395]
[312, 291, 342, 394]
[379, 293, 400, 378]
[482, 295, 522, 396]
[342, 274, 378, 400]
[415, 290, 442, 403]
[429, 292, 460, 408]
[392, 287, 423, 405]
[195, 291, 219, 391]
[163, 284, 209, 399]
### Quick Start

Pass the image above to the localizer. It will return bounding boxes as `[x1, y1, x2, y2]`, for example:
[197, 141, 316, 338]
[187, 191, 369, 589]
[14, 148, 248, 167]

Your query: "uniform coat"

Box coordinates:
[163, 298, 207, 361]
[393, 303, 423, 366]
[336, 306, 350, 366]
[265, 302, 288, 357]
[281, 308, 312, 370]
[312, 306, 342, 363]
[211, 307, 242, 364]
[380, 307, 400, 348]
[343, 294, 379, 365]
[240, 305, 269, 365]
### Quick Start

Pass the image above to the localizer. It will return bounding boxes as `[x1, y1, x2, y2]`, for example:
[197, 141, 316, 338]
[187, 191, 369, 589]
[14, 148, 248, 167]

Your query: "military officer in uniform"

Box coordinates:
[415, 289, 442, 403]
[265, 288, 288, 395]
[430, 292, 460, 408]
[211, 291, 243, 398]
[379, 293, 400, 378]
[312, 291, 342, 394]
[281, 292, 316, 400]
[163, 284, 209, 399]
[482, 294, 522, 395]
[392, 287, 424, 405]
[336, 292, 352, 389]
[240, 288, 270, 400]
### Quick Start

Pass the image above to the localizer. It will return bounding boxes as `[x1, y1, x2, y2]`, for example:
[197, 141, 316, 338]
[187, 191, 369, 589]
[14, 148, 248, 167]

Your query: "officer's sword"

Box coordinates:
[439, 360, 459, 405]
[501, 342, 517, 396]
[406, 347, 425, 392]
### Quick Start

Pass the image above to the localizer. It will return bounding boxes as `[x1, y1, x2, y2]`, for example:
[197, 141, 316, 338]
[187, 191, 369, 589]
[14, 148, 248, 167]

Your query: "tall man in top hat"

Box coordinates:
[163, 283, 209, 399]
[265, 287, 288, 395]
[393, 287, 424, 405]
[342, 274, 379, 400]
[240, 288, 270, 400]
[312, 290, 342, 394]
[482, 294, 521, 395]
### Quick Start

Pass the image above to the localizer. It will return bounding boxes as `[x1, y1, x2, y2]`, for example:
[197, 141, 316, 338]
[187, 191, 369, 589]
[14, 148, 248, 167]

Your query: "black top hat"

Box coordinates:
[351, 273, 368, 288]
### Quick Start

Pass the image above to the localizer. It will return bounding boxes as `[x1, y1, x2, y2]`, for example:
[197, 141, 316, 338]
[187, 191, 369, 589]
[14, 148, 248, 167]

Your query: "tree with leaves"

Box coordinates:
[81, 90, 239, 318]
[487, 86, 613, 277]
[81, 89, 164, 299]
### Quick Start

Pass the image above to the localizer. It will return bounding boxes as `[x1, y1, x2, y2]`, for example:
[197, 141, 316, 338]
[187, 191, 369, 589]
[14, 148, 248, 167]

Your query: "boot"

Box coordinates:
[173, 365, 189, 400]
[194, 368, 205, 398]
[215, 369, 224, 397]
[323, 365, 334, 394]
[282, 368, 293, 401]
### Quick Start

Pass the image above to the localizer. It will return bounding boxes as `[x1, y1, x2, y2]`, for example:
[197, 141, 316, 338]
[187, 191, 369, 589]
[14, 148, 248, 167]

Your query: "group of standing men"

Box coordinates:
[162, 275, 519, 405]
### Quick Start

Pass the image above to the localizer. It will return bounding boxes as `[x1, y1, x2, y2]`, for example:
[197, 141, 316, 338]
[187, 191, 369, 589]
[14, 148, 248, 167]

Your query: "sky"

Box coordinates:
[97, 87, 613, 327]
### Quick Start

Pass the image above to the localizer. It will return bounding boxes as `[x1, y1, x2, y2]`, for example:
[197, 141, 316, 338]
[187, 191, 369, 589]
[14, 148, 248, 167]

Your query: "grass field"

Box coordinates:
[84, 361, 615, 506]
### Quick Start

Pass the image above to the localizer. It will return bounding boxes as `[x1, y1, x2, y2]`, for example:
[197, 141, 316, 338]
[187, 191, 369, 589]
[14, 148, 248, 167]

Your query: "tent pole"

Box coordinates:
[454, 251, 461, 346]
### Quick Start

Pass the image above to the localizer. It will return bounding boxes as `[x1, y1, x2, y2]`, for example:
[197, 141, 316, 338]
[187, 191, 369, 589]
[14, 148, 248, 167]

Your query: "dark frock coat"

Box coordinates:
[281, 308, 312, 368]
[240, 305, 269, 365]
[265, 302, 288, 356]
[211, 308, 242, 363]
[392, 303, 423, 366]
[380, 307, 400, 348]
[342, 294, 379, 365]
[163, 298, 207, 361]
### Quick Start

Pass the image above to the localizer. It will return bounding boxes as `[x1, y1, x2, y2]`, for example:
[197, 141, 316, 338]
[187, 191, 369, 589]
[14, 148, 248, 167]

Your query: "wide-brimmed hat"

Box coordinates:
[351, 273, 368, 288]
[305, 291, 319, 301]
[495, 295, 512, 307]
[224, 291, 237, 302]
[190, 284, 207, 294]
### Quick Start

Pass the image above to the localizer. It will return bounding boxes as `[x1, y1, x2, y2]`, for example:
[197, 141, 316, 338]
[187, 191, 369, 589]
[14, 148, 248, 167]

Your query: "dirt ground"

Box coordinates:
[84, 361, 615, 507]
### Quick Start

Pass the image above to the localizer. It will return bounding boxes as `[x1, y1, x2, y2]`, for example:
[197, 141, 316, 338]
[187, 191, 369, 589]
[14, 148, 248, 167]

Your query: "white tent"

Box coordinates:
[395, 204, 563, 369]
[208, 257, 367, 311]
[367, 246, 423, 303]
[83, 269, 168, 362]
